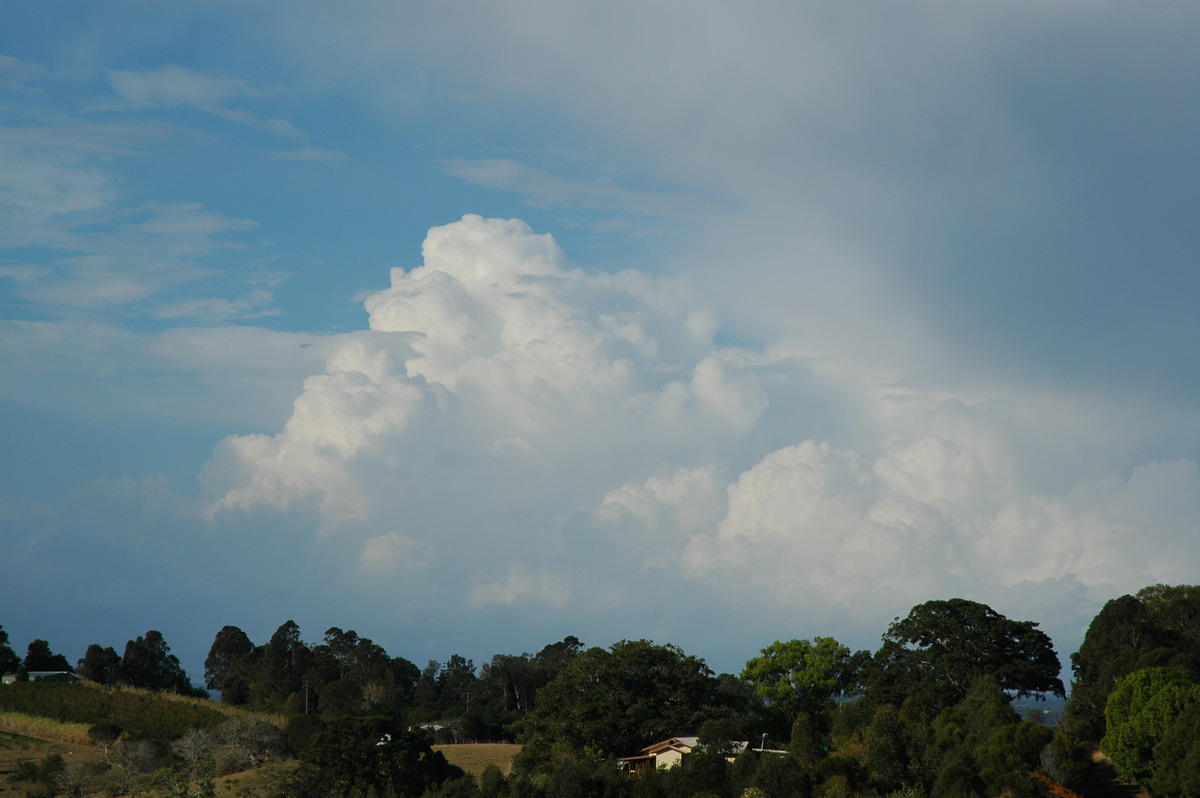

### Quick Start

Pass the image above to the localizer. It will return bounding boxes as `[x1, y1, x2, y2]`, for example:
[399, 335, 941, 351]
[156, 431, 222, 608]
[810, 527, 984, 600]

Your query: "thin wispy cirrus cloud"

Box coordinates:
[1, 2, 1199, 679]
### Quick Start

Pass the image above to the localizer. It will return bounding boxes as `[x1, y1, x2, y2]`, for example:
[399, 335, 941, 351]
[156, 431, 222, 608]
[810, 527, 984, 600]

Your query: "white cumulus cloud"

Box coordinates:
[205, 215, 763, 549]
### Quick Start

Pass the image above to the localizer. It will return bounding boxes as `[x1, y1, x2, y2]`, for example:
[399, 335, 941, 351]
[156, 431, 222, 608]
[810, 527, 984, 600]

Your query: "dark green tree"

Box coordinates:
[478, 763, 508, 798]
[299, 717, 461, 797]
[1038, 730, 1093, 791]
[317, 677, 364, 717]
[974, 721, 1052, 796]
[479, 653, 540, 715]
[864, 705, 909, 793]
[677, 746, 731, 798]
[1065, 594, 1163, 740]
[309, 626, 401, 697]
[118, 630, 198, 693]
[508, 745, 629, 798]
[475, 636, 584, 741]
[1065, 584, 1200, 741]
[522, 639, 726, 756]
[1151, 698, 1200, 798]
[747, 750, 812, 798]
[204, 625, 258, 704]
[77, 644, 121, 684]
[1138, 583, 1200, 645]
[23, 639, 72, 672]
[255, 620, 311, 706]
[787, 710, 824, 771]
[868, 598, 1063, 712]
[438, 654, 477, 715]
[0, 624, 20, 675]
[532, 635, 583, 681]
[414, 659, 443, 712]
[914, 677, 1010, 797]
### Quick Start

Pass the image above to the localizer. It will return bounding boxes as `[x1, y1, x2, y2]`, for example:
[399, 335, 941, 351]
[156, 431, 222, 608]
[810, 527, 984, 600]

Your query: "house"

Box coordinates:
[618, 736, 752, 775]
[0, 671, 81, 684]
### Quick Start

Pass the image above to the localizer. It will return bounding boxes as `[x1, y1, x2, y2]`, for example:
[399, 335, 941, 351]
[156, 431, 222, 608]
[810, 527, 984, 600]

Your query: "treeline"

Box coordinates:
[0, 627, 203, 697]
[200, 621, 583, 741]
[2, 584, 1199, 798]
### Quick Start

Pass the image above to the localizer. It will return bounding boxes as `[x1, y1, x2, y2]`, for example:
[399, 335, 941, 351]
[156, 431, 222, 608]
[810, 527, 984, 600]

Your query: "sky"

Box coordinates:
[2, 1, 1199, 686]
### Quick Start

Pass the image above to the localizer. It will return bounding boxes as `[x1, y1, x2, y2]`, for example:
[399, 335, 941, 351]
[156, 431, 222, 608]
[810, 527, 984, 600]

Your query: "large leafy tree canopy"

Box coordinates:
[23, 639, 72, 672]
[204, 625, 258, 704]
[1065, 584, 1200, 741]
[77, 644, 121, 684]
[1101, 667, 1200, 784]
[868, 598, 1064, 711]
[118, 630, 198, 695]
[741, 636, 863, 723]
[521, 639, 725, 756]
[257, 620, 311, 704]
[299, 717, 462, 798]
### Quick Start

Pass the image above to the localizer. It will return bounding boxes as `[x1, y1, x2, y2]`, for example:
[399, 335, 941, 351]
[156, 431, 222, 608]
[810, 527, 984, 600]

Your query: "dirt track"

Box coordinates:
[1078, 752, 1148, 798]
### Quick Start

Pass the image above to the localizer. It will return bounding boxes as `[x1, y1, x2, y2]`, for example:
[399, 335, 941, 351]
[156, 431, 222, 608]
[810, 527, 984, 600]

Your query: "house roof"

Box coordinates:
[640, 736, 698, 755]
[25, 671, 81, 682]
[619, 736, 757, 764]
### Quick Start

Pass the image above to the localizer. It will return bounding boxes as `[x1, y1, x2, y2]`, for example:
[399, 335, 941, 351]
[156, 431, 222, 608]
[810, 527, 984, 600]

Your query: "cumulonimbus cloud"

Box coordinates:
[202, 214, 1200, 656]
[205, 214, 766, 529]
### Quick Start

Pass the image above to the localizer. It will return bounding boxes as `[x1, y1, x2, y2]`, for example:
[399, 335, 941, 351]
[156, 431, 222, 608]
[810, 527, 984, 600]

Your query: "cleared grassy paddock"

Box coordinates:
[0, 712, 90, 746]
[434, 742, 522, 777]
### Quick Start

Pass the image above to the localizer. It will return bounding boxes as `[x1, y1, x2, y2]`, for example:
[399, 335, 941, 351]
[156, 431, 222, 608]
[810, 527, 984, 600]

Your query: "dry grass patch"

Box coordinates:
[434, 743, 522, 777]
[0, 713, 90, 746]
[0, 729, 106, 795]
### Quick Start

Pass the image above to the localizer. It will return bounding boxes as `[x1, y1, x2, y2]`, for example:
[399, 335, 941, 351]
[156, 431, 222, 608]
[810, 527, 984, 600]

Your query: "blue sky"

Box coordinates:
[2, 2, 1199, 684]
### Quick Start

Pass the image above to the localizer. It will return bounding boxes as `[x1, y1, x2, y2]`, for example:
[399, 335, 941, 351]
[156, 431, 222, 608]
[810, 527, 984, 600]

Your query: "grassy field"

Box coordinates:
[0, 728, 106, 795]
[435, 742, 522, 777]
[1, 722, 521, 796]
[0, 728, 300, 797]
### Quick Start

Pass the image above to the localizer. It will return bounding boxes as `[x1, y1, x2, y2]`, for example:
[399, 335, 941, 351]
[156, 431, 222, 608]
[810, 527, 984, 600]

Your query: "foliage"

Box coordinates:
[869, 598, 1064, 712]
[204, 625, 258, 704]
[508, 744, 631, 798]
[22, 639, 72, 673]
[0, 624, 20, 675]
[1101, 666, 1200, 783]
[77, 643, 121, 684]
[741, 637, 862, 726]
[255, 620, 311, 707]
[1151, 698, 1200, 798]
[0, 681, 227, 740]
[119, 630, 205, 695]
[9, 588, 1200, 797]
[1064, 584, 1200, 741]
[521, 639, 725, 756]
[745, 750, 812, 798]
[974, 720, 1051, 795]
[297, 717, 463, 797]
[478, 763, 508, 798]
[864, 705, 908, 793]
[1038, 730, 1093, 790]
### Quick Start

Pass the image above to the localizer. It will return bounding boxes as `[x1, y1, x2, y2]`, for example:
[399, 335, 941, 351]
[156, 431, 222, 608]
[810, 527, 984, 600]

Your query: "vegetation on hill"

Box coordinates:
[0, 682, 228, 741]
[1, 584, 1196, 796]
